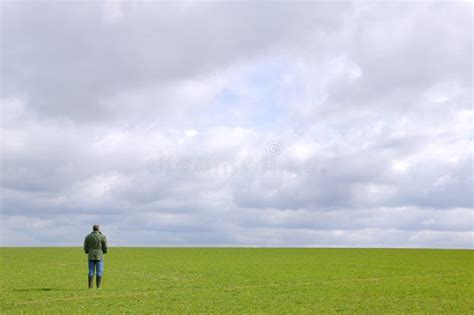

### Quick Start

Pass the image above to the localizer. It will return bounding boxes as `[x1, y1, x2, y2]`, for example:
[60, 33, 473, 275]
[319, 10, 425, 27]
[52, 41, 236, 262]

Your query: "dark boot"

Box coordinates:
[88, 276, 94, 289]
[96, 276, 102, 289]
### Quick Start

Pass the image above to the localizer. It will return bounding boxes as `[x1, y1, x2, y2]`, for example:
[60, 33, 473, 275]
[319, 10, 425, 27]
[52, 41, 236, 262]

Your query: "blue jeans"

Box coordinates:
[88, 260, 104, 277]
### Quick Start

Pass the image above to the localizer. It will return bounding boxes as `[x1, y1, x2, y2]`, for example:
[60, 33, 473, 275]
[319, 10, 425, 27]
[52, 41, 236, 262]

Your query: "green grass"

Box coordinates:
[1, 248, 472, 314]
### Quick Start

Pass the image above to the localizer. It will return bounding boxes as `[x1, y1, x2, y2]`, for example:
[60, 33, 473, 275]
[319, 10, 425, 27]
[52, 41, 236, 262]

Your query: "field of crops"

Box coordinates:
[0, 248, 472, 313]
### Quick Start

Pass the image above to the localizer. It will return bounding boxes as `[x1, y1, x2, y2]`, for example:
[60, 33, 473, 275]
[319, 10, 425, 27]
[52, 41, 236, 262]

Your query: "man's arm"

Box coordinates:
[84, 237, 89, 254]
[102, 236, 108, 254]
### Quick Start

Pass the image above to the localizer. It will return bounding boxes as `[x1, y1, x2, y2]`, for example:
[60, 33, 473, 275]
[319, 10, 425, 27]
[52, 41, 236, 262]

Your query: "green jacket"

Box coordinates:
[84, 231, 108, 261]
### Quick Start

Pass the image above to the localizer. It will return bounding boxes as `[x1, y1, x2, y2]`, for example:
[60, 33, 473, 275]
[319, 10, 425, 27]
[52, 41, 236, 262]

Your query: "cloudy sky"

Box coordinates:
[1, 1, 472, 248]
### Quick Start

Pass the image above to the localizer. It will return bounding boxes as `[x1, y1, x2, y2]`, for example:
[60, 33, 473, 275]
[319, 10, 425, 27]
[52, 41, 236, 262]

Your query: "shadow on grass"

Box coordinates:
[12, 288, 71, 292]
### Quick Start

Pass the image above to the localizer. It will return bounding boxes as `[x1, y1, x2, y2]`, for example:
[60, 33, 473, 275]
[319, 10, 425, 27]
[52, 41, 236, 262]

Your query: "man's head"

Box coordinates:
[92, 224, 100, 231]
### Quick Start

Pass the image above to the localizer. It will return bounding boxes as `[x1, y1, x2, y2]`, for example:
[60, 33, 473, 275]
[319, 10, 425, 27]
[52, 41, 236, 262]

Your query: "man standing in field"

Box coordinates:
[84, 224, 108, 289]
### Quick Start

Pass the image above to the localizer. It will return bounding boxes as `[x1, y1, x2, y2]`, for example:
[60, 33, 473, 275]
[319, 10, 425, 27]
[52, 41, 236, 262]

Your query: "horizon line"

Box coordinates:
[1, 245, 472, 250]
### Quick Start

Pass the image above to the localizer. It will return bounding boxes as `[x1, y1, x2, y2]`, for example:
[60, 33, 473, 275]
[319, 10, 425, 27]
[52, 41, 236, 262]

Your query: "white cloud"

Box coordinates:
[103, 0, 124, 23]
[0, 2, 472, 247]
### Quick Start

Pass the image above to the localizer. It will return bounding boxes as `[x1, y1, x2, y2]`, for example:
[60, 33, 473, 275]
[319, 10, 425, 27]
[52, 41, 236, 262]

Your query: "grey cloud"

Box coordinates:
[1, 2, 472, 248]
[1, 1, 347, 121]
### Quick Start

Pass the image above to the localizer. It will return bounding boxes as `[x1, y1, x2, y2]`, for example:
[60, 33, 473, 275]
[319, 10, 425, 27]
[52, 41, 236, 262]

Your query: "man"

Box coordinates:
[84, 224, 108, 289]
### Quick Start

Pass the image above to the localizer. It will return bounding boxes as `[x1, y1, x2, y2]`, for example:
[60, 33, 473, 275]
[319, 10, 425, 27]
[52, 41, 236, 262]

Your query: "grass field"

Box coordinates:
[0, 248, 472, 314]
